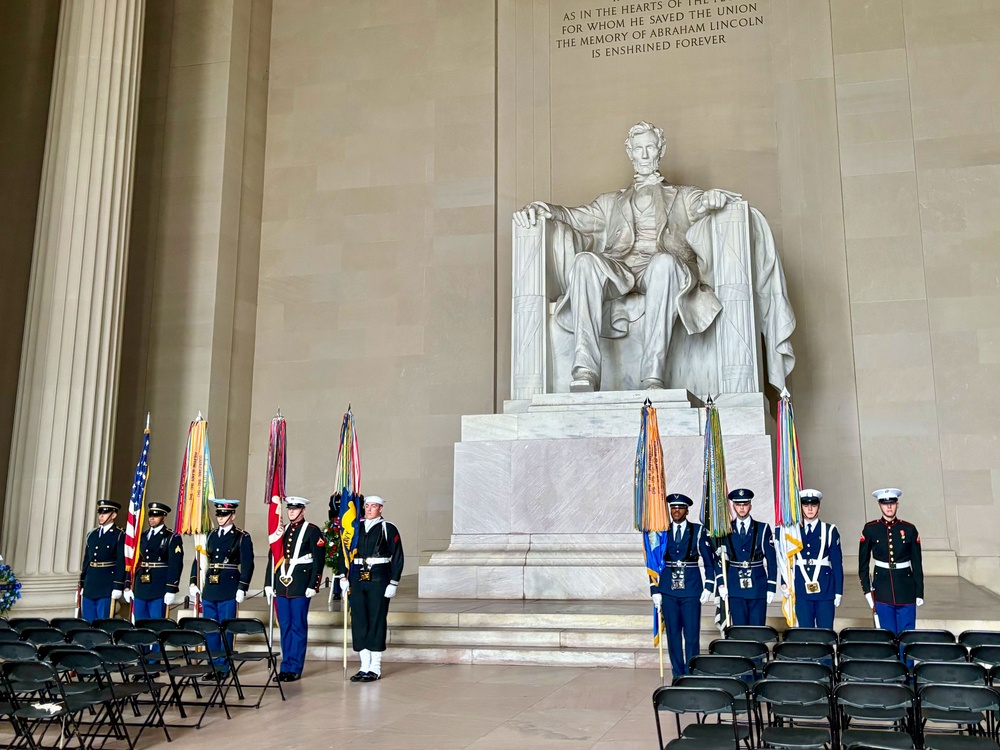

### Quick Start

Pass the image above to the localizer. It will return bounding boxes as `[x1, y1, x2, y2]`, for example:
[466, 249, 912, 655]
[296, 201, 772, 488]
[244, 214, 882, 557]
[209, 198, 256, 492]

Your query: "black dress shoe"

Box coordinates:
[284, 673, 301, 682]
[277, 672, 289, 682]
[349, 670, 367, 682]
[359, 672, 380, 682]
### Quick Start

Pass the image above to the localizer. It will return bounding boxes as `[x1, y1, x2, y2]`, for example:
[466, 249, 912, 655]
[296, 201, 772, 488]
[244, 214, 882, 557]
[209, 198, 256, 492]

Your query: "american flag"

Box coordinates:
[124, 425, 150, 577]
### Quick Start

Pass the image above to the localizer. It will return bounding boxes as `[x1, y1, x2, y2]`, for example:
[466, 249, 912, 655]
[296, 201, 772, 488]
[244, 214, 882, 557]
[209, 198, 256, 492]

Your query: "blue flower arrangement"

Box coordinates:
[0, 562, 22, 615]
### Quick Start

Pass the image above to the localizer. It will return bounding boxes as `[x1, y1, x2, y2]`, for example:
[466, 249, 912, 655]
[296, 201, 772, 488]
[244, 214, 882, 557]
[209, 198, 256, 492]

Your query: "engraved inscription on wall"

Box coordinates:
[554, 0, 766, 58]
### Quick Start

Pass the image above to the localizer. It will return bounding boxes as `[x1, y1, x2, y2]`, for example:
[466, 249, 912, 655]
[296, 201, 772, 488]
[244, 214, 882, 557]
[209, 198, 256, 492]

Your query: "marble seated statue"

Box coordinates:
[512, 121, 796, 398]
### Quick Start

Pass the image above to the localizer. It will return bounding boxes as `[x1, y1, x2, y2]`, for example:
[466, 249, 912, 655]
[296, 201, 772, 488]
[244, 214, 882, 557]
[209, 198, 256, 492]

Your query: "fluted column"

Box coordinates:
[2, 0, 145, 615]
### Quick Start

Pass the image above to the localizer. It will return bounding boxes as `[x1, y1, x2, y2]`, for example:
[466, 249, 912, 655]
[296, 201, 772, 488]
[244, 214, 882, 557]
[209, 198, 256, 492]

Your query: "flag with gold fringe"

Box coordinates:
[336, 408, 362, 571]
[774, 391, 805, 627]
[174, 413, 216, 613]
[264, 411, 288, 582]
[701, 396, 732, 633]
[635, 399, 670, 646]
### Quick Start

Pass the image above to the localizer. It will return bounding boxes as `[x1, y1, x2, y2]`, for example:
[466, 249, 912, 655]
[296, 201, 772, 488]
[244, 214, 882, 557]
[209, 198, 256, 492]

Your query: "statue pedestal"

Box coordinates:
[419, 390, 776, 600]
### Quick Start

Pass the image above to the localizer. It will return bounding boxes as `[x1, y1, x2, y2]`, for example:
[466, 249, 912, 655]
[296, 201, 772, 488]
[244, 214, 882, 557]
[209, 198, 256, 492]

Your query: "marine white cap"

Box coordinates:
[872, 487, 903, 503]
[284, 496, 309, 507]
[365, 495, 385, 506]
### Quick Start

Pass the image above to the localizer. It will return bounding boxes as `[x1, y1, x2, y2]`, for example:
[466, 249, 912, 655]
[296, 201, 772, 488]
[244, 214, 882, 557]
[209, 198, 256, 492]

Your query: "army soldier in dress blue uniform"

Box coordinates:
[264, 496, 325, 682]
[338, 495, 404, 682]
[789, 489, 843, 629]
[123, 502, 184, 620]
[189, 498, 255, 664]
[650, 493, 717, 679]
[79, 500, 127, 621]
[859, 488, 924, 636]
[718, 488, 777, 626]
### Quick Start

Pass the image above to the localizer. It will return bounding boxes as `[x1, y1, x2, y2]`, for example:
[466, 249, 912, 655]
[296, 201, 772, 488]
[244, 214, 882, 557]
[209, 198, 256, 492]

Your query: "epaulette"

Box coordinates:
[863, 519, 880, 527]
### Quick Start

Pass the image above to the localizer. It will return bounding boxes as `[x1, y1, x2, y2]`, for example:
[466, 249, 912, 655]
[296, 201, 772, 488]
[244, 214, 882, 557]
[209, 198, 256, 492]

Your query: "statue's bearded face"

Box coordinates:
[628, 130, 661, 176]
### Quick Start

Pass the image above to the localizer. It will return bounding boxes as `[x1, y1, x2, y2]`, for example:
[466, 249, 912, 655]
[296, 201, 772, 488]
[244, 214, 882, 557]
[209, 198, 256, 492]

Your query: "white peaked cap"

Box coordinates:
[365, 495, 385, 506]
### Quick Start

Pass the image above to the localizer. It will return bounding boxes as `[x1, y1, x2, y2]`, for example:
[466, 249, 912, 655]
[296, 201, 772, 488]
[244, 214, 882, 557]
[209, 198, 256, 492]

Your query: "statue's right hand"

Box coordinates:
[513, 202, 553, 229]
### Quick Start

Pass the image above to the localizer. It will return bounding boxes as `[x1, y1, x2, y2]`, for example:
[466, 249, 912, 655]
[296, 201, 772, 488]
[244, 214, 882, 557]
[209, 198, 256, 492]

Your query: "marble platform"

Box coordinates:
[419, 390, 776, 600]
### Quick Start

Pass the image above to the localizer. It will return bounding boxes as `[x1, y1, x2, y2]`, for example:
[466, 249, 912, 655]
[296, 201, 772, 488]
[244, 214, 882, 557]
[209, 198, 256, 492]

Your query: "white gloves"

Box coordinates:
[864, 592, 874, 609]
[122, 589, 134, 603]
[652, 593, 663, 607]
[264, 585, 274, 599]
[235, 590, 245, 604]
[340, 578, 350, 594]
[780, 584, 789, 595]
[111, 589, 123, 600]
[305, 588, 317, 599]
[163, 592, 176, 606]
[834, 594, 842, 607]
[718, 586, 729, 600]
[384, 583, 397, 599]
[916, 597, 924, 607]
[766, 592, 774, 604]
[699, 589, 712, 605]
[189, 584, 200, 599]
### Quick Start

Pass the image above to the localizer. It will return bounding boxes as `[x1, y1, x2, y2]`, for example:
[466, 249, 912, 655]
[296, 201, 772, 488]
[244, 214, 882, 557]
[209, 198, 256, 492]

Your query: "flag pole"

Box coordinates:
[656, 604, 664, 682]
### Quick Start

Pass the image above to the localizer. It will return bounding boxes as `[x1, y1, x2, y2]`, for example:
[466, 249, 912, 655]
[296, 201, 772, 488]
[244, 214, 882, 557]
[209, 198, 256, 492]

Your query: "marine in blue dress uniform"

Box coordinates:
[859, 487, 923, 636]
[790, 489, 843, 629]
[189, 499, 255, 664]
[339, 495, 404, 682]
[264, 496, 325, 682]
[650, 494, 717, 679]
[718, 488, 777, 626]
[79, 500, 127, 621]
[124, 502, 184, 620]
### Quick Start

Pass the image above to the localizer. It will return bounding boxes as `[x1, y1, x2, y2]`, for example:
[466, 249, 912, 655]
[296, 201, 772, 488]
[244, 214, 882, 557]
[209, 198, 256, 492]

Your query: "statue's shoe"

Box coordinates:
[570, 369, 599, 392]
[641, 378, 666, 389]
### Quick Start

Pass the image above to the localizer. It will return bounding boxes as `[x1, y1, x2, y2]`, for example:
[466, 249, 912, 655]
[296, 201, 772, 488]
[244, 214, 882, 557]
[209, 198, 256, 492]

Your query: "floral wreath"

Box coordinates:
[0, 560, 22, 616]
[322, 516, 343, 570]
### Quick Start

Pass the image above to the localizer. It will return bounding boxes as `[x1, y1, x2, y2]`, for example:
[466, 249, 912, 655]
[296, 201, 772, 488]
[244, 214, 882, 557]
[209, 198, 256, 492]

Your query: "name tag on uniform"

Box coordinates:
[805, 582, 821, 594]
[140, 574, 151, 584]
[208, 574, 220, 584]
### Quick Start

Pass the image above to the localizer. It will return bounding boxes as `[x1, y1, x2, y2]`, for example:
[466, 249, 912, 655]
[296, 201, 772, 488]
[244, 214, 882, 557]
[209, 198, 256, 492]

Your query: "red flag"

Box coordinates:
[265, 414, 287, 577]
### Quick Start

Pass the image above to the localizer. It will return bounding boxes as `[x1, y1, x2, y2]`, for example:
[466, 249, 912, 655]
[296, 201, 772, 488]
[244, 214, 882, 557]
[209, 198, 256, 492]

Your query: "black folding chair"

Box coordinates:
[135, 618, 179, 634]
[222, 618, 286, 707]
[18, 628, 65, 647]
[0, 630, 20, 644]
[725, 625, 779, 645]
[835, 682, 917, 750]
[93, 644, 172, 744]
[7, 618, 48, 634]
[709, 639, 769, 668]
[774, 641, 835, 667]
[917, 683, 1000, 750]
[960, 631, 1000, 650]
[899, 629, 956, 646]
[754, 678, 835, 750]
[653, 685, 740, 750]
[914, 661, 989, 687]
[763, 659, 834, 687]
[840, 641, 901, 663]
[2, 659, 91, 750]
[904, 642, 969, 666]
[68, 628, 113, 649]
[840, 627, 897, 645]
[689, 655, 757, 683]
[781, 628, 837, 646]
[92, 618, 135, 637]
[971, 646, 1000, 669]
[158, 629, 231, 728]
[49, 618, 89, 636]
[47, 647, 131, 749]
[839, 658, 909, 685]
[0, 641, 37, 662]
[114, 628, 167, 673]
[673, 675, 753, 749]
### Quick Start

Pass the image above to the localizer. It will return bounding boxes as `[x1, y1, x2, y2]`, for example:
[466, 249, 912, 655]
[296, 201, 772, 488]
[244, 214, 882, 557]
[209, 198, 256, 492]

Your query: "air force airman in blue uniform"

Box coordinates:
[189, 499, 255, 664]
[791, 489, 843, 629]
[719, 488, 776, 626]
[650, 493, 717, 679]
[124, 502, 184, 620]
[79, 500, 126, 621]
[264, 496, 325, 682]
[859, 487, 924, 636]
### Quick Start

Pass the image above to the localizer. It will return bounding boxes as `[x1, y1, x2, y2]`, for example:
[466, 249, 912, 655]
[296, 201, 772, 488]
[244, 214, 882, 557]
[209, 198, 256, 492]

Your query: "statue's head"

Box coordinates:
[625, 121, 665, 176]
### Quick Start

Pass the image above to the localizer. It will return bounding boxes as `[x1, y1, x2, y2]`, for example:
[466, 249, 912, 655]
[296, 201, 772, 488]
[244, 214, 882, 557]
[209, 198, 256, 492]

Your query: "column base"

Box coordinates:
[8, 572, 80, 619]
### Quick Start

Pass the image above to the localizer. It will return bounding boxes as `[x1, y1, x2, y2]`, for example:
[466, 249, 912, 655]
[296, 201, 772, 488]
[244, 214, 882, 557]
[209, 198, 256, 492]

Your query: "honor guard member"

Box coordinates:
[264, 496, 325, 682]
[79, 500, 127, 621]
[189, 498, 255, 665]
[789, 490, 843, 629]
[859, 488, 924, 636]
[123, 502, 184, 619]
[339, 495, 404, 682]
[718, 488, 777, 626]
[650, 493, 717, 679]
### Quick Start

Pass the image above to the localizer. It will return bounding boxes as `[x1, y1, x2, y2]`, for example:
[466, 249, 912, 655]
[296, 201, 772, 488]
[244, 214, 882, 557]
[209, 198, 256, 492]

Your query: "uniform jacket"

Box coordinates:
[80, 526, 126, 599]
[130, 527, 184, 599]
[720, 518, 777, 599]
[342, 518, 404, 585]
[650, 521, 718, 599]
[793, 521, 843, 601]
[265, 520, 325, 598]
[190, 526, 255, 603]
[859, 517, 923, 605]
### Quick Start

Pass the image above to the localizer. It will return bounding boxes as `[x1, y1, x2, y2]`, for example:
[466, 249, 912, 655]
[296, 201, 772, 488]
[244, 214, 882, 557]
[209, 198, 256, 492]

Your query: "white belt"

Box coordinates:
[732, 561, 765, 569]
[288, 554, 313, 566]
[874, 560, 911, 570]
[353, 557, 391, 565]
[797, 559, 831, 567]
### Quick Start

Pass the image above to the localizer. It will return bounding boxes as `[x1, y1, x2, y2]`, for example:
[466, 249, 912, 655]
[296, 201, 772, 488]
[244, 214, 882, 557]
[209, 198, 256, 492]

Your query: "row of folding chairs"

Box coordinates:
[709, 638, 1000, 669]
[655, 678, 1000, 750]
[725, 624, 1000, 648]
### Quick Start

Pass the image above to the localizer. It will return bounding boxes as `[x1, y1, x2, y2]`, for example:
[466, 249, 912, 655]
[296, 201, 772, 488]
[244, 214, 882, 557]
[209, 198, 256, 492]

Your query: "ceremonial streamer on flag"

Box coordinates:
[634, 400, 670, 645]
[124, 417, 151, 578]
[774, 392, 805, 627]
[174, 414, 217, 601]
[265, 412, 288, 578]
[336, 408, 362, 569]
[701, 396, 732, 633]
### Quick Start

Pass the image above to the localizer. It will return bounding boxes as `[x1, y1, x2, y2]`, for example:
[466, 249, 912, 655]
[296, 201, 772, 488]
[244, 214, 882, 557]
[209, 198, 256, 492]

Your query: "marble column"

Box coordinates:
[1, 0, 145, 615]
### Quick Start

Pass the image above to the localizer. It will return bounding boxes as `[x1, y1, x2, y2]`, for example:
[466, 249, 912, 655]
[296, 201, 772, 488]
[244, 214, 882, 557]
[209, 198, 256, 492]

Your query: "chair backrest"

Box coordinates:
[50, 618, 90, 635]
[8, 617, 48, 633]
[688, 654, 756, 681]
[0, 617, 10, 629]
[903, 642, 968, 664]
[914, 660, 988, 686]
[0, 629, 21, 643]
[92, 618, 135, 636]
[754, 678, 832, 717]
[970, 645, 1000, 668]
[774, 641, 835, 662]
[835, 682, 913, 718]
[725, 625, 779, 644]
[159, 628, 209, 652]
[898, 629, 955, 645]
[68, 628, 112, 648]
[20, 627, 67, 646]
[653, 685, 735, 715]
[2, 659, 57, 689]
[839, 627, 896, 645]
[222, 617, 270, 651]
[960, 631, 1000, 649]
[763, 659, 833, 684]
[178, 617, 222, 634]
[0, 641, 38, 661]
[918, 683, 1000, 716]
[135, 618, 178, 633]
[672, 675, 750, 702]
[839, 658, 909, 684]
[709, 638, 769, 662]
[92, 644, 142, 668]
[114, 628, 159, 649]
[781, 627, 837, 645]
[838, 641, 900, 662]
[47, 647, 105, 676]
[38, 642, 86, 660]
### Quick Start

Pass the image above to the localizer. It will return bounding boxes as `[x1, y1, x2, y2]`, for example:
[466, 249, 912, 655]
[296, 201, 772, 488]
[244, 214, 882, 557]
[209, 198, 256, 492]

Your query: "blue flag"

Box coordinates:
[644, 530, 668, 645]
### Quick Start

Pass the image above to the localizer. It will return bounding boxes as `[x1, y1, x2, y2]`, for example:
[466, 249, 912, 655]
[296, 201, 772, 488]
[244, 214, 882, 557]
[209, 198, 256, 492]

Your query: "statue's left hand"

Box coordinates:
[697, 189, 742, 214]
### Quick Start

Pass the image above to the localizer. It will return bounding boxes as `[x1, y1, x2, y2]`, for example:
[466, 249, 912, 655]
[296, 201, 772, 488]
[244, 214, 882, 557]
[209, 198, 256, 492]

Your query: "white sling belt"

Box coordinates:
[278, 526, 309, 586]
[874, 560, 911, 570]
